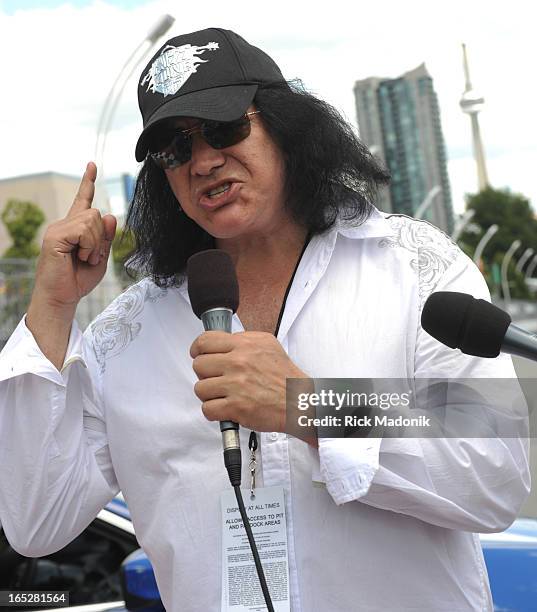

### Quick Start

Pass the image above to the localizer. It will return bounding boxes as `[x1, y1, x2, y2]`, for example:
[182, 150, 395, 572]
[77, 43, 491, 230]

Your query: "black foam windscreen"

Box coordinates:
[421, 291, 511, 358]
[187, 249, 239, 319]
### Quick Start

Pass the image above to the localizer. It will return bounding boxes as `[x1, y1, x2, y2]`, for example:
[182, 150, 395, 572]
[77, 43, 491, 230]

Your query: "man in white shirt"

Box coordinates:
[0, 28, 530, 611]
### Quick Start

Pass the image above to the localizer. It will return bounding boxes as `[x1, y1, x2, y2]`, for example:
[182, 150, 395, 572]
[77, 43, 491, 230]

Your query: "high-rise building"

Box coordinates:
[354, 63, 454, 234]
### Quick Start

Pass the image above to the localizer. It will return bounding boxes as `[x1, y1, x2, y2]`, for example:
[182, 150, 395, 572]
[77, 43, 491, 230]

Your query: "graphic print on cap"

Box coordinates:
[141, 42, 219, 97]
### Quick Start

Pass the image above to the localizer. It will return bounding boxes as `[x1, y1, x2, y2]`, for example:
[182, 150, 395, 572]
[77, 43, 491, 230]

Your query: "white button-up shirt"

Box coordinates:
[0, 210, 530, 611]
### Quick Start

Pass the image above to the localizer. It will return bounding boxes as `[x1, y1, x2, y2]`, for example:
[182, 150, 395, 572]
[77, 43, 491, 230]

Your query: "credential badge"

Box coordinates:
[141, 42, 219, 96]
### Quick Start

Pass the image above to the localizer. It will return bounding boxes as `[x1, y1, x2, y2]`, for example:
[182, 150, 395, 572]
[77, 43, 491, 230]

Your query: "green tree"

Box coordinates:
[459, 187, 537, 299]
[1, 199, 45, 259]
[0, 199, 45, 333]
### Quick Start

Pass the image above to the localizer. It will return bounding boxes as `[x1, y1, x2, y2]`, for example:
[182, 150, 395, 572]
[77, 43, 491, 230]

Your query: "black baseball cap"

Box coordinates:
[135, 28, 285, 162]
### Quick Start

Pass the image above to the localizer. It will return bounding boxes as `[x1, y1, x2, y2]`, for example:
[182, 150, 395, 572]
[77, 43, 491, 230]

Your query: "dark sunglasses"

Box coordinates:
[149, 111, 261, 170]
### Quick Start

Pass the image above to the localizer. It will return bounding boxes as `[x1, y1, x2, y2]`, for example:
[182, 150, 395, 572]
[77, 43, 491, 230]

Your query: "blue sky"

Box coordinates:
[0, 0, 152, 13]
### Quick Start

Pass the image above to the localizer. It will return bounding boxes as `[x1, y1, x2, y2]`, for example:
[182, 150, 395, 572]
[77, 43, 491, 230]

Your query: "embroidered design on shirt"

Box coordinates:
[379, 215, 460, 305]
[141, 42, 219, 96]
[90, 280, 167, 374]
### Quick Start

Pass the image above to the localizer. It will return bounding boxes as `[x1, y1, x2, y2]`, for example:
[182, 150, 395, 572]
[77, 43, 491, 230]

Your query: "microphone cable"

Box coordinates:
[222, 437, 274, 611]
[222, 442, 274, 611]
[233, 484, 275, 612]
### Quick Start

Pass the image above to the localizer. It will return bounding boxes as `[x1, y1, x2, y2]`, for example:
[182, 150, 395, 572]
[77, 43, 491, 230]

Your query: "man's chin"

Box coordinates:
[199, 209, 254, 241]
[209, 222, 256, 243]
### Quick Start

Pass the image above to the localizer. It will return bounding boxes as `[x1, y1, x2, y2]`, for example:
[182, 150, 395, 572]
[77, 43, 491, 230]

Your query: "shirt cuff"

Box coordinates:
[315, 437, 382, 505]
[0, 315, 86, 385]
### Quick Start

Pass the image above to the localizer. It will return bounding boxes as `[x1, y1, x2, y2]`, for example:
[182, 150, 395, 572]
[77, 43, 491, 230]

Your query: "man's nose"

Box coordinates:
[189, 133, 226, 176]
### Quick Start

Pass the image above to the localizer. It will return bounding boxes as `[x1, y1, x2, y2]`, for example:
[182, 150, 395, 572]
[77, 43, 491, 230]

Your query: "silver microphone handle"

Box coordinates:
[200, 308, 240, 450]
[201, 307, 233, 332]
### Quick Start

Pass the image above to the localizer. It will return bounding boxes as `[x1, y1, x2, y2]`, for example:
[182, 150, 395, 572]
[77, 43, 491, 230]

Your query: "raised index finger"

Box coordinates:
[68, 162, 97, 217]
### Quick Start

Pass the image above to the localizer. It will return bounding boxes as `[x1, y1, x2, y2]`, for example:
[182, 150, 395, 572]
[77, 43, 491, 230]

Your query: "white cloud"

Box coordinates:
[1, 0, 535, 214]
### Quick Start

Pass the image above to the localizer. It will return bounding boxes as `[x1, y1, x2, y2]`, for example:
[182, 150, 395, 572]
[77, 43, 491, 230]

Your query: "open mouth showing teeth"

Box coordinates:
[207, 182, 231, 198]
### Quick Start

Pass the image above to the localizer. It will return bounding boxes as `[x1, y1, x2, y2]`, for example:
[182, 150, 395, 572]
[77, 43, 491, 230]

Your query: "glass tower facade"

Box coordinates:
[354, 64, 454, 234]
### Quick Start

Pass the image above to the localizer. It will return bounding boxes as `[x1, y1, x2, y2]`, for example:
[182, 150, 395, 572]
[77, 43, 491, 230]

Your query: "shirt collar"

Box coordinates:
[335, 206, 396, 240]
[176, 206, 393, 304]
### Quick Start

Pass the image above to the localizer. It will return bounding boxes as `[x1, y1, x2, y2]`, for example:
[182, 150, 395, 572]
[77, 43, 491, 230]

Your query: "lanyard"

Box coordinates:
[249, 232, 311, 499]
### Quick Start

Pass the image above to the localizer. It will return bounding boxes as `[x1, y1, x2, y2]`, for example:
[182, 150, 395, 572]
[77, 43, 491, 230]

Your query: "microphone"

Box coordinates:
[187, 251, 275, 610]
[421, 291, 537, 362]
[187, 249, 242, 486]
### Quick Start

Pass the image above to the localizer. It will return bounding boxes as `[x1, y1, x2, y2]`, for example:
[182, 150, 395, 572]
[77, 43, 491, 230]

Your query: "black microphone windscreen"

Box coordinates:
[187, 250, 239, 319]
[421, 291, 511, 358]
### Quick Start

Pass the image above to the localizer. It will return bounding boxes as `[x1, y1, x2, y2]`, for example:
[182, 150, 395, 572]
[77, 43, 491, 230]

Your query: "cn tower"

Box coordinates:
[459, 43, 490, 191]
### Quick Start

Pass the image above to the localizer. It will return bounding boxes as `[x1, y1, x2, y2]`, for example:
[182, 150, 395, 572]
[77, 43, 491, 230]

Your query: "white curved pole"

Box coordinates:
[96, 39, 152, 176]
[94, 39, 149, 167]
[501, 240, 521, 304]
[94, 14, 175, 181]
[515, 248, 534, 274]
[451, 209, 475, 243]
[473, 224, 498, 265]
[415, 185, 441, 220]
[525, 254, 537, 280]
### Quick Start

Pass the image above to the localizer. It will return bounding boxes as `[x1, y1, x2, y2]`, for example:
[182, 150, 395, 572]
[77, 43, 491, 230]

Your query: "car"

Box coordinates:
[0, 497, 151, 612]
[1, 497, 537, 611]
[480, 518, 537, 611]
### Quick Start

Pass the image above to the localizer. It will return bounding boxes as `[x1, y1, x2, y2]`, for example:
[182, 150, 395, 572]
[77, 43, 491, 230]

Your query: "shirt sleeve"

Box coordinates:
[0, 316, 120, 557]
[317, 252, 531, 532]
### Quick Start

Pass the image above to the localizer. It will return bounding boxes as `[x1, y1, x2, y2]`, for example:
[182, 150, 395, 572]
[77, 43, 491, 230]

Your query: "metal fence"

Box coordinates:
[1, 258, 536, 349]
[0, 259, 127, 349]
[0, 259, 36, 347]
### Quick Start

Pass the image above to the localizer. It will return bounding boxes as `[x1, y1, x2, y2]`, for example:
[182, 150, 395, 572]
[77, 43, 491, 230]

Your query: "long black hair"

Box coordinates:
[125, 80, 390, 287]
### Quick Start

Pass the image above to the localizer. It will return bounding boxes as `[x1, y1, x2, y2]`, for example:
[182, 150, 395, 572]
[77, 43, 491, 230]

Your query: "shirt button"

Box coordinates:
[269, 432, 279, 441]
